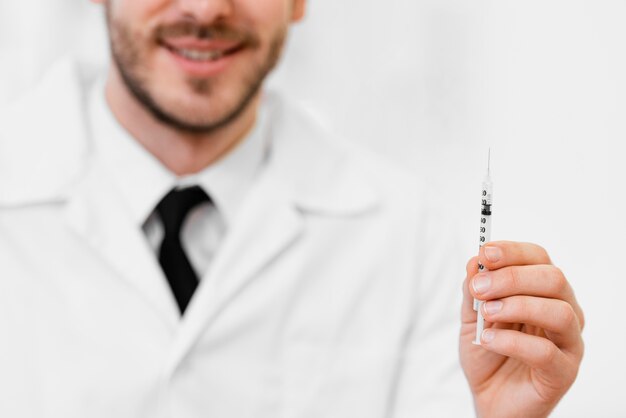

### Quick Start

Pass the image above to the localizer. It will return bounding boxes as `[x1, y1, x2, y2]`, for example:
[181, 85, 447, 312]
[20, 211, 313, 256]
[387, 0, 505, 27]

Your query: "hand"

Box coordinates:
[460, 241, 585, 418]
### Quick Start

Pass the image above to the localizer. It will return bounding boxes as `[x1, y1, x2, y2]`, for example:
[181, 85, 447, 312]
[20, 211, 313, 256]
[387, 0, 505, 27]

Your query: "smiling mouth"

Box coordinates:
[161, 42, 245, 63]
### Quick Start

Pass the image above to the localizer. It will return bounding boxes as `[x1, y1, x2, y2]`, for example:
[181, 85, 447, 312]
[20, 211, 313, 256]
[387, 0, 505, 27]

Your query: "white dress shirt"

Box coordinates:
[88, 79, 272, 279]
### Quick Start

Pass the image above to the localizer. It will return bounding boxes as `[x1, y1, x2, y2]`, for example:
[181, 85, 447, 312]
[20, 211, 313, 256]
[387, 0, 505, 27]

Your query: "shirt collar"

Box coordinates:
[88, 78, 271, 229]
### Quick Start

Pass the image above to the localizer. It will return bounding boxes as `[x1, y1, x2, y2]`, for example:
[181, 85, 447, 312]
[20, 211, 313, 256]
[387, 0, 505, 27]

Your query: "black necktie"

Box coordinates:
[156, 186, 211, 314]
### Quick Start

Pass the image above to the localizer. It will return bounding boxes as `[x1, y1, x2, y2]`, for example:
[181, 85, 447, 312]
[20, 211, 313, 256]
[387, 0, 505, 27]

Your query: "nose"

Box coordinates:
[177, 0, 234, 23]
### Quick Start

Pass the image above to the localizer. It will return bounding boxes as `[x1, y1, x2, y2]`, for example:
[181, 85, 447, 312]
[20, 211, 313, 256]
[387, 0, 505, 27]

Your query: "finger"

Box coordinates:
[479, 241, 552, 270]
[470, 265, 572, 301]
[479, 328, 579, 388]
[469, 265, 585, 330]
[480, 295, 583, 353]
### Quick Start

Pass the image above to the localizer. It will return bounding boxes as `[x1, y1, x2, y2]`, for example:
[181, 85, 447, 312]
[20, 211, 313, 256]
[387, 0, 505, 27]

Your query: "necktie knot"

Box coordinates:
[156, 186, 211, 237]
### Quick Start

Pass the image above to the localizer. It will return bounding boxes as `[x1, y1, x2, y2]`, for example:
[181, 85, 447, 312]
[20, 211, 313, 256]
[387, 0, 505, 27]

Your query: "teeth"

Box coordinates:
[174, 48, 224, 62]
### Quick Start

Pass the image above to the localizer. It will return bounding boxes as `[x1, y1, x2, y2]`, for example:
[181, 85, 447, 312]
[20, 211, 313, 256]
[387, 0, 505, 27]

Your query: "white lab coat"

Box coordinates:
[0, 58, 473, 417]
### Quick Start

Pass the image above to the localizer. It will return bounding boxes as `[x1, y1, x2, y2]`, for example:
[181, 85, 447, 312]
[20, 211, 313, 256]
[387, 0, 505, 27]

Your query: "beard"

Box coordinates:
[106, 8, 286, 134]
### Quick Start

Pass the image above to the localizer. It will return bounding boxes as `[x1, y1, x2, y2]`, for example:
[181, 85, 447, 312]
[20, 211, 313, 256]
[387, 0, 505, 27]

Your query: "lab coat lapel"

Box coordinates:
[166, 165, 304, 372]
[64, 160, 180, 330]
[166, 96, 381, 371]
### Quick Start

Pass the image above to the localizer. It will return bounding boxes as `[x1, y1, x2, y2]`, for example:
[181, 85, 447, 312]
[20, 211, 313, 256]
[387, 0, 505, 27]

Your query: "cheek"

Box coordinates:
[109, 0, 169, 37]
[235, 0, 293, 31]
[110, 0, 165, 15]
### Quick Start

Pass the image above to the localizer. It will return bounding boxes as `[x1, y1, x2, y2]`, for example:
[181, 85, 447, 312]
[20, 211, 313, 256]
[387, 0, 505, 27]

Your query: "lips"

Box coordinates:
[158, 37, 246, 77]
[160, 38, 245, 63]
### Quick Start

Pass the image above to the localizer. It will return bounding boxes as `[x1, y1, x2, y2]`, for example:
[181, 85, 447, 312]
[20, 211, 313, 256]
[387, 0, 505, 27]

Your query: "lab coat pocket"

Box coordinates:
[282, 341, 400, 418]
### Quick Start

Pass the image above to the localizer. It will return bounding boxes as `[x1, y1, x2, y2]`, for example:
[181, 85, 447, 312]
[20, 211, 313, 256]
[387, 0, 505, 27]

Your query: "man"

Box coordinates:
[0, 0, 584, 417]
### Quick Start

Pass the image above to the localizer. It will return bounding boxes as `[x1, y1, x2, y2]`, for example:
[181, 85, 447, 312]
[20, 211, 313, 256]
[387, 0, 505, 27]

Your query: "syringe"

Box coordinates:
[473, 150, 493, 345]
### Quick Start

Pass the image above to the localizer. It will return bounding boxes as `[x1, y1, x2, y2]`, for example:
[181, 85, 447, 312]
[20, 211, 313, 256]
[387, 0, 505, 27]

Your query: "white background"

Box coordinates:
[1, 1, 625, 416]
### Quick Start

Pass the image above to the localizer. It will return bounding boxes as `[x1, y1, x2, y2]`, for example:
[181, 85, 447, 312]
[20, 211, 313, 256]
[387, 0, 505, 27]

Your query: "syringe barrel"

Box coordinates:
[474, 178, 493, 311]
[474, 176, 494, 343]
[479, 178, 493, 249]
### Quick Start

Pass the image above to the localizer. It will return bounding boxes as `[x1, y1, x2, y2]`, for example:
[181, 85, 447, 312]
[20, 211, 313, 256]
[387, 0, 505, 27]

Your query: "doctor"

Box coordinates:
[0, 0, 584, 417]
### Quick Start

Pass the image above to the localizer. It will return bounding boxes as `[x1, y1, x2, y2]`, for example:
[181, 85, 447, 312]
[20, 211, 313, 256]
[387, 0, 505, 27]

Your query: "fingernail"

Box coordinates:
[472, 274, 491, 294]
[484, 300, 503, 315]
[482, 329, 496, 343]
[484, 246, 502, 262]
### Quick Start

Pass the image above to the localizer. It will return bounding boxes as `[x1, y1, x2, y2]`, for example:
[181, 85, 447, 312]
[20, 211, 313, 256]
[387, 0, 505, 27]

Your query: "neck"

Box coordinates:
[104, 68, 259, 176]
